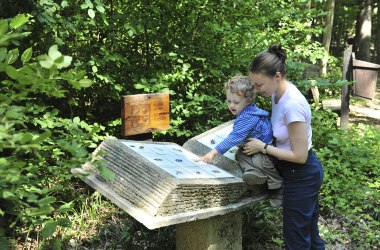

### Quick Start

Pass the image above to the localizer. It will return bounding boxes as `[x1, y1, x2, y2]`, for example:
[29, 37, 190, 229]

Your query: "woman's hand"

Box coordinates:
[243, 138, 265, 155]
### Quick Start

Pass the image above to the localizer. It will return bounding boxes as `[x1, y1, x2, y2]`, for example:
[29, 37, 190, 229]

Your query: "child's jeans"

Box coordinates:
[235, 148, 283, 189]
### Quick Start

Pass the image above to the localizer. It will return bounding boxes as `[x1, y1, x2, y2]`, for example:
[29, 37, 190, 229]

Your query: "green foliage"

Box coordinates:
[316, 124, 380, 247]
[311, 109, 339, 149]
[311, 102, 380, 247]
[0, 15, 105, 246]
[16, 0, 329, 142]
[243, 202, 283, 249]
[3, 0, 379, 249]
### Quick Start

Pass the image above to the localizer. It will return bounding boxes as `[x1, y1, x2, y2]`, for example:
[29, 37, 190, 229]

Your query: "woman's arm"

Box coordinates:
[243, 121, 309, 164]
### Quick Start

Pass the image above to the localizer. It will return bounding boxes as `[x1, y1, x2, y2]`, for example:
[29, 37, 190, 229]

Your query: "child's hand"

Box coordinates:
[198, 149, 218, 164]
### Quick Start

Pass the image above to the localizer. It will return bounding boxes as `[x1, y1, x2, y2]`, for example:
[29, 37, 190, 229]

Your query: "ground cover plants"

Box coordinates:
[1, 0, 380, 248]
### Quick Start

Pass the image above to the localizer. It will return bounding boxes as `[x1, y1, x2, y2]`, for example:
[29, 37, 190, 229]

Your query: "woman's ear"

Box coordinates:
[275, 71, 282, 80]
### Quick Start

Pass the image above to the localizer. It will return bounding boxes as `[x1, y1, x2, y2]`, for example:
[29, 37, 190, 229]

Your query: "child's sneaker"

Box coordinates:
[242, 170, 267, 185]
[269, 187, 283, 208]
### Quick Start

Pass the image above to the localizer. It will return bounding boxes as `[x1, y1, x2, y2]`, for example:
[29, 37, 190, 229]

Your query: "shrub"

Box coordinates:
[0, 15, 104, 248]
[317, 124, 380, 247]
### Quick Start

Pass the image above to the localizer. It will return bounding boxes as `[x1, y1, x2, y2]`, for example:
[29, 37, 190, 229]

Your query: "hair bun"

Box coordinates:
[268, 44, 287, 63]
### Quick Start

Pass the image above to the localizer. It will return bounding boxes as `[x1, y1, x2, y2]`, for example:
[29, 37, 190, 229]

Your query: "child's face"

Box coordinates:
[226, 90, 251, 116]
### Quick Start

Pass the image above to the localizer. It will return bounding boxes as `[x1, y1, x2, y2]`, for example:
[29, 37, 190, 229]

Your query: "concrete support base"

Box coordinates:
[176, 211, 242, 250]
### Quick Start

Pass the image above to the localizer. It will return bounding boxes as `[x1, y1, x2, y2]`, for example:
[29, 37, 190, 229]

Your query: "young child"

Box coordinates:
[199, 75, 283, 207]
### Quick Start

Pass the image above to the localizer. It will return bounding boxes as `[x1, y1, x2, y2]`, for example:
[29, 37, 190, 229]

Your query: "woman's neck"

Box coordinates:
[274, 79, 290, 103]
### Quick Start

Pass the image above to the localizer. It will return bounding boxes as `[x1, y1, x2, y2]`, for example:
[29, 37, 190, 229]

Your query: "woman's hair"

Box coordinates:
[248, 44, 287, 77]
[224, 75, 255, 100]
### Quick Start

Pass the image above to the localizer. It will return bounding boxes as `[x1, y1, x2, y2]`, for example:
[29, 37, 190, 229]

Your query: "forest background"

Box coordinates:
[1, 0, 380, 249]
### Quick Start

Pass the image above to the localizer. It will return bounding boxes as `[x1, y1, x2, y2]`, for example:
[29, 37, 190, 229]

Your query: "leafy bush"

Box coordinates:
[317, 124, 380, 247]
[0, 15, 104, 248]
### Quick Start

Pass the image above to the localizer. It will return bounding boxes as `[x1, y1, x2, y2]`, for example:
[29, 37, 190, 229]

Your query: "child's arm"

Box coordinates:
[199, 114, 260, 163]
[215, 114, 260, 155]
[199, 149, 218, 163]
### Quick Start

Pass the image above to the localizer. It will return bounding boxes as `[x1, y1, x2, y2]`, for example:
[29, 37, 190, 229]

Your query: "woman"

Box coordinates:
[244, 44, 325, 250]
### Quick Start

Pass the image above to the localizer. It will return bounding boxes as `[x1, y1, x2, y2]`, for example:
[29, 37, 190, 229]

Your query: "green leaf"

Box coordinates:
[48, 45, 62, 61]
[92, 65, 98, 73]
[27, 205, 54, 216]
[5, 65, 20, 80]
[1, 190, 16, 199]
[99, 165, 115, 180]
[0, 20, 8, 36]
[56, 55, 72, 69]
[21, 47, 33, 64]
[42, 221, 57, 238]
[10, 14, 29, 29]
[134, 83, 145, 89]
[57, 218, 72, 227]
[33, 131, 51, 144]
[79, 78, 93, 87]
[61, 1, 68, 8]
[38, 196, 56, 207]
[55, 36, 64, 46]
[5, 110, 20, 119]
[57, 202, 74, 213]
[0, 158, 8, 167]
[88, 9, 95, 19]
[38, 55, 54, 69]
[85, 0, 94, 8]
[6, 48, 19, 64]
[20, 133, 34, 143]
[0, 47, 7, 62]
[96, 4, 105, 13]
[68, 80, 81, 89]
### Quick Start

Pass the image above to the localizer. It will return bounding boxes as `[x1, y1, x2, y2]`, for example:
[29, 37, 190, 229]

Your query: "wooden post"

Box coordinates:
[340, 45, 353, 129]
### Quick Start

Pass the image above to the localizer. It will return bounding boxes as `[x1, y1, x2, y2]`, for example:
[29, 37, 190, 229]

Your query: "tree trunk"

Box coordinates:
[357, 0, 372, 61]
[320, 0, 335, 76]
[376, 1, 380, 64]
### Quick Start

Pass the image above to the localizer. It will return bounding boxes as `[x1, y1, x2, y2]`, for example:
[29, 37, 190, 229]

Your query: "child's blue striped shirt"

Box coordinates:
[215, 104, 273, 155]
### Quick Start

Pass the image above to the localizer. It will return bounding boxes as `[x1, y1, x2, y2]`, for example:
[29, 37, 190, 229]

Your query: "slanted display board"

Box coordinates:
[121, 140, 234, 179]
[73, 138, 268, 229]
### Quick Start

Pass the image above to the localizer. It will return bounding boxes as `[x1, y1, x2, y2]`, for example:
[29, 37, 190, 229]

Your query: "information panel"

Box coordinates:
[122, 93, 170, 136]
[121, 141, 234, 179]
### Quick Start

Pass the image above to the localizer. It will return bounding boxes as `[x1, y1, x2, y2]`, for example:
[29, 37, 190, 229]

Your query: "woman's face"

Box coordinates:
[248, 72, 278, 97]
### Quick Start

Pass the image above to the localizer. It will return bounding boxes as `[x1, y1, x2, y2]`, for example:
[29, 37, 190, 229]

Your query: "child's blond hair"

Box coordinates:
[224, 75, 255, 100]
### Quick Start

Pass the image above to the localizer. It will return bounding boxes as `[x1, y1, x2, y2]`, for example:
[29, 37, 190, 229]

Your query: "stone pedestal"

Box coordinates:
[176, 211, 242, 250]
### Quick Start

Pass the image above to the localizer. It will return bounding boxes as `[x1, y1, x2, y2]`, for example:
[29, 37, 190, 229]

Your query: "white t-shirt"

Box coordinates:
[271, 83, 312, 150]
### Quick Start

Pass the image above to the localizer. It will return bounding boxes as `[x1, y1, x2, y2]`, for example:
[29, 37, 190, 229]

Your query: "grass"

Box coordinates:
[59, 190, 175, 250]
